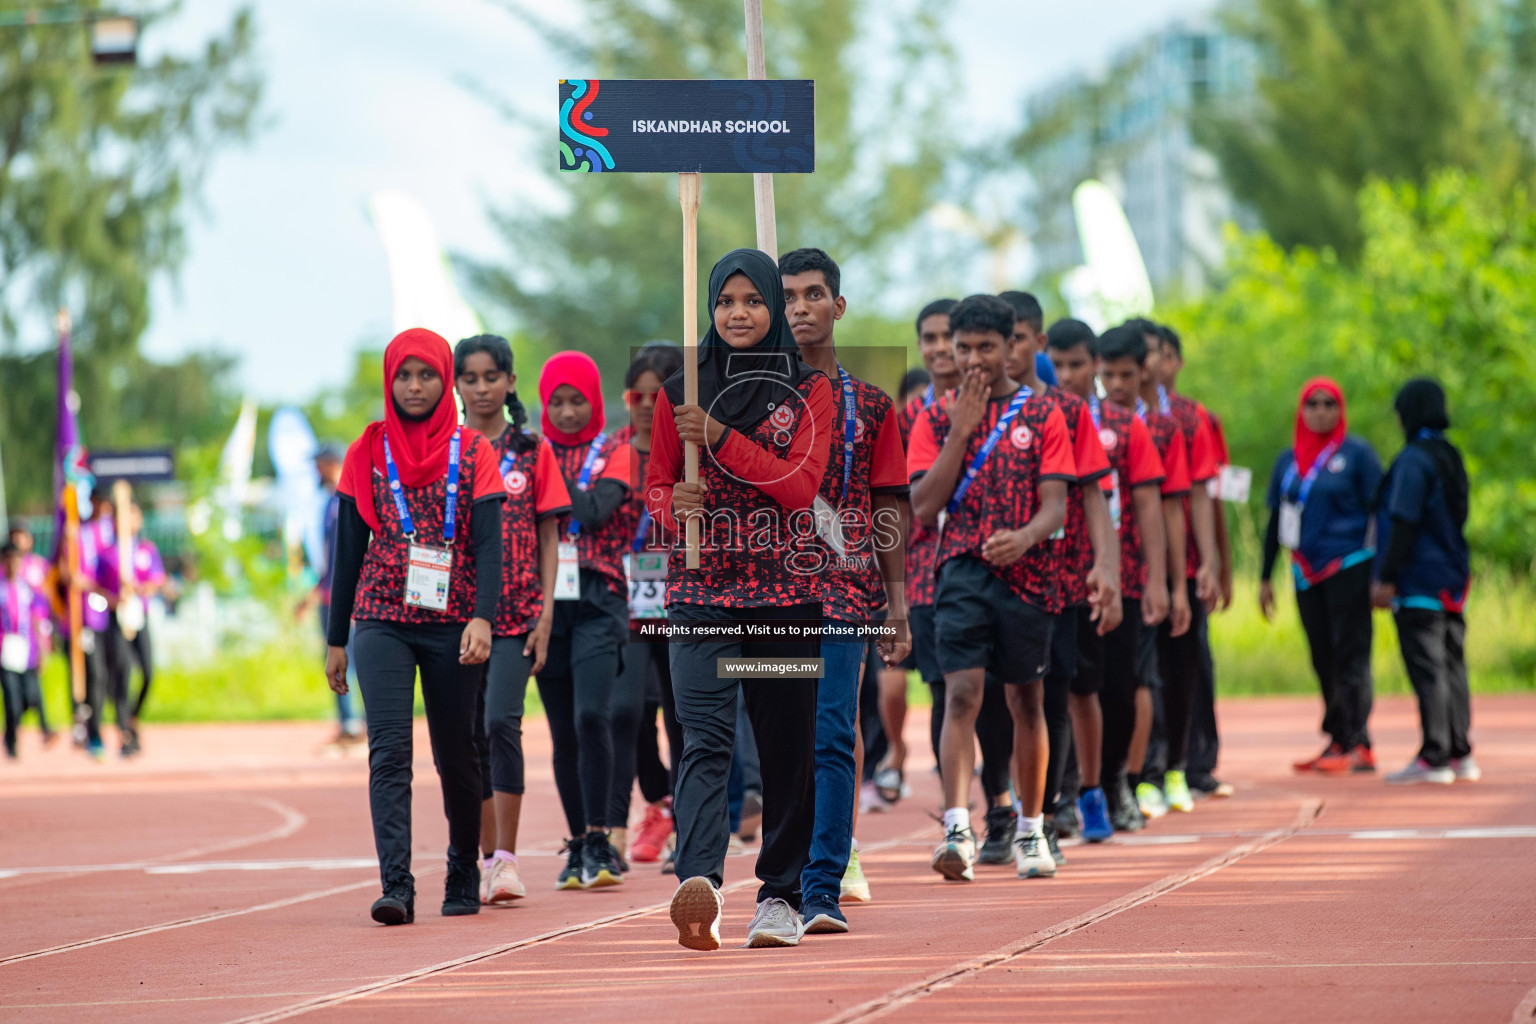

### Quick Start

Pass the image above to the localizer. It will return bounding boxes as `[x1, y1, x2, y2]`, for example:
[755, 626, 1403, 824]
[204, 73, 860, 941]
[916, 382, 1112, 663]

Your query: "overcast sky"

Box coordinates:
[131, 0, 1213, 401]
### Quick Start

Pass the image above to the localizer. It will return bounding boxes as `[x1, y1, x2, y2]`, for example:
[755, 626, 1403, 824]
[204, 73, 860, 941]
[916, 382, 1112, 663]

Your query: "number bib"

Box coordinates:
[626, 553, 668, 619]
[812, 496, 848, 558]
[1278, 502, 1303, 551]
[554, 542, 581, 601]
[404, 544, 453, 611]
[1, 634, 29, 673]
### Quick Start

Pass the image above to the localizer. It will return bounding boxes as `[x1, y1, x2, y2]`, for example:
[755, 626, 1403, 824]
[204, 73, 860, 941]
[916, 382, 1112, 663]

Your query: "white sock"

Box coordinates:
[1021, 815, 1043, 836]
[943, 807, 970, 833]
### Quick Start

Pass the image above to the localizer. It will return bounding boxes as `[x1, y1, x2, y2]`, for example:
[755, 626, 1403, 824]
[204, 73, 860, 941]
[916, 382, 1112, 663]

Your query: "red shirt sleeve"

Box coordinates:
[644, 391, 684, 534]
[600, 440, 633, 490]
[468, 432, 504, 501]
[907, 406, 941, 479]
[1038, 406, 1076, 480]
[1186, 416, 1219, 484]
[714, 374, 834, 511]
[1201, 407, 1230, 466]
[1125, 416, 1166, 489]
[1160, 429, 1192, 496]
[1069, 403, 1111, 484]
[534, 439, 573, 517]
[870, 405, 909, 492]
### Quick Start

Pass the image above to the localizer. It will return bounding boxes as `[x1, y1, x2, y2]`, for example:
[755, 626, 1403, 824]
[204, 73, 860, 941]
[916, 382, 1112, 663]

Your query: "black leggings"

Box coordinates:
[1099, 599, 1141, 785]
[353, 619, 483, 895]
[2, 669, 49, 752]
[130, 623, 154, 719]
[635, 678, 672, 805]
[611, 639, 677, 822]
[537, 571, 626, 836]
[484, 636, 534, 794]
[1156, 579, 1205, 772]
[1295, 561, 1374, 750]
[928, 676, 1013, 800]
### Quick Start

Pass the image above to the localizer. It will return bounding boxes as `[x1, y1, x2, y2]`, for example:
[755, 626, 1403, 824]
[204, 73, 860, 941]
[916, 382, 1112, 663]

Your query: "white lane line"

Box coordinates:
[219, 829, 933, 1024]
[820, 798, 1324, 1024]
[145, 858, 380, 875]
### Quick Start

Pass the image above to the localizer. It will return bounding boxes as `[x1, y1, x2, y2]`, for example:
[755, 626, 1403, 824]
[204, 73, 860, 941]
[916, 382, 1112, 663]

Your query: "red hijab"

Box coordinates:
[339, 328, 461, 533]
[539, 350, 605, 447]
[1294, 376, 1347, 473]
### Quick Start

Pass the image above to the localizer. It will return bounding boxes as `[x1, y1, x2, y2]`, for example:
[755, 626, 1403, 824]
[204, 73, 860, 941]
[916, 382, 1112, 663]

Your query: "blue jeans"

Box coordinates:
[800, 622, 865, 904]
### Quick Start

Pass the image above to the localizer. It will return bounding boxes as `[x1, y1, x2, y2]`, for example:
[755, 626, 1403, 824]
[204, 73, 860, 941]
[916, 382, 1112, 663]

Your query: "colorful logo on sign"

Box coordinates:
[560, 79, 614, 172]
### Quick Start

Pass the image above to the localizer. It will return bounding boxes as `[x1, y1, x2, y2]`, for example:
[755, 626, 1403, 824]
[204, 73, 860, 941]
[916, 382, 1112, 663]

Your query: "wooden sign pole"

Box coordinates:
[62, 482, 85, 706]
[679, 172, 702, 569]
[743, 0, 778, 258]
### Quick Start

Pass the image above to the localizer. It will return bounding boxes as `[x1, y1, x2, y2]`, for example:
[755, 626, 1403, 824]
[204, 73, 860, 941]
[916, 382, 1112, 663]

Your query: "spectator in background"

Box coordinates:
[1374, 379, 1476, 786]
[297, 443, 364, 747]
[1261, 378, 1381, 775]
[3, 539, 56, 756]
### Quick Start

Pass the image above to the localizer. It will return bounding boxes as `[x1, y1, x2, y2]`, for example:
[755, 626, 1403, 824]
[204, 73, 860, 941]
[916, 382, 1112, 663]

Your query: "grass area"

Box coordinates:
[27, 565, 1532, 727]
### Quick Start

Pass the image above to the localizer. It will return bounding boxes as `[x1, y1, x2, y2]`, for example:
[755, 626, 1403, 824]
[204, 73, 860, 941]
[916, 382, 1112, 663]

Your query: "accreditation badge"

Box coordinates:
[555, 542, 581, 601]
[1278, 502, 1303, 551]
[812, 495, 848, 558]
[1, 634, 29, 673]
[1107, 471, 1123, 531]
[625, 553, 668, 619]
[1219, 465, 1252, 503]
[404, 544, 453, 611]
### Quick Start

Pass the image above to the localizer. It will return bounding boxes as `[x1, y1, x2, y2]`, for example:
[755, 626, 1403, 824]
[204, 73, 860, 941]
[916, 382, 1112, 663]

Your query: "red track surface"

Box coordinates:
[3, 695, 1534, 1023]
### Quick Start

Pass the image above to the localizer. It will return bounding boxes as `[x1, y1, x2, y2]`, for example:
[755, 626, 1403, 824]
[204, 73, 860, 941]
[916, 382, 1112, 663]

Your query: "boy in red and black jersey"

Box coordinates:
[1049, 321, 1172, 833]
[781, 247, 910, 930]
[907, 293, 1074, 884]
[1001, 292, 1120, 862]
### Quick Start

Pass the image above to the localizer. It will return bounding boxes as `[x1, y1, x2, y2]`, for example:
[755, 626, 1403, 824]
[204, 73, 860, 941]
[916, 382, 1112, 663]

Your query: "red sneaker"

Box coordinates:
[1314, 746, 1354, 773]
[629, 802, 673, 863]
[1293, 743, 1342, 772]
[1350, 746, 1377, 772]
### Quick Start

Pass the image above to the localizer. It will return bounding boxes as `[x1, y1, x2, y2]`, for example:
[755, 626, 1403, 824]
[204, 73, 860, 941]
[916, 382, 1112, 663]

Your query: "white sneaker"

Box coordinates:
[930, 827, 976, 882]
[841, 843, 871, 903]
[1015, 829, 1057, 878]
[670, 876, 724, 951]
[1450, 755, 1482, 781]
[744, 896, 802, 948]
[486, 855, 526, 904]
[479, 861, 493, 905]
[1386, 758, 1456, 785]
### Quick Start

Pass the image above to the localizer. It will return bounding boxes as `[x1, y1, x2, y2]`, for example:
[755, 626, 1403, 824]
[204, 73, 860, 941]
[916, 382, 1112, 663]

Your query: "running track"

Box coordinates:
[2, 695, 1534, 1023]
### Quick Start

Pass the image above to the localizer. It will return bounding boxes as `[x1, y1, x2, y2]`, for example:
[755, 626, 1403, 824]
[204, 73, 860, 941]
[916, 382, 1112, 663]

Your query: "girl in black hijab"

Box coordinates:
[1374, 378, 1475, 785]
[645, 248, 834, 951]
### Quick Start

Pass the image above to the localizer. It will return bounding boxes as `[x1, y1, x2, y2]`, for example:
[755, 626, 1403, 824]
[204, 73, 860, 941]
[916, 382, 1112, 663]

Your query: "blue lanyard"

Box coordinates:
[1416, 428, 1442, 441]
[567, 433, 607, 538]
[946, 385, 1032, 516]
[497, 435, 519, 477]
[383, 428, 461, 542]
[923, 382, 935, 408]
[838, 365, 857, 505]
[631, 507, 652, 553]
[1089, 393, 1102, 430]
[1156, 384, 1172, 417]
[1281, 442, 1340, 505]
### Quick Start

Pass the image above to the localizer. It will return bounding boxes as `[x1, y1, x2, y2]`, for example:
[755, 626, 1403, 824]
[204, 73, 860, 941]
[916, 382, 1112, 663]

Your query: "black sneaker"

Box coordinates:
[371, 888, 415, 926]
[582, 832, 625, 888]
[557, 835, 588, 890]
[975, 806, 1018, 865]
[1042, 820, 1067, 867]
[442, 860, 480, 916]
[1108, 777, 1144, 833]
[1052, 801, 1081, 840]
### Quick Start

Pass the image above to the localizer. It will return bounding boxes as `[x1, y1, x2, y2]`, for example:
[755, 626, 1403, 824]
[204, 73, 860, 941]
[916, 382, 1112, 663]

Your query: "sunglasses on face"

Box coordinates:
[624, 388, 660, 405]
[1305, 397, 1338, 409]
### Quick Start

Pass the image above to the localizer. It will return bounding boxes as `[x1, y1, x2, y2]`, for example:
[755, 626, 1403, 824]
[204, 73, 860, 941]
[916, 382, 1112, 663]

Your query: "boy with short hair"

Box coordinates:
[908, 294, 1075, 883]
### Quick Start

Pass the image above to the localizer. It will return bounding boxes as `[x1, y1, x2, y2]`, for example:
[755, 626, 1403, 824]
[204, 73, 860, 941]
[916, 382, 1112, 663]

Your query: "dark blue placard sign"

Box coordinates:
[560, 79, 814, 174]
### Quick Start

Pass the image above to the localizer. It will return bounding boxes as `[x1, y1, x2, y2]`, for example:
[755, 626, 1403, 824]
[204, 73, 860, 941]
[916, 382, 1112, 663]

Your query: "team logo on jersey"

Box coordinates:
[770, 404, 795, 431]
[592, 457, 607, 475]
[1099, 428, 1118, 451]
[1009, 423, 1033, 450]
[503, 469, 529, 495]
[854, 416, 867, 442]
[1328, 454, 1346, 473]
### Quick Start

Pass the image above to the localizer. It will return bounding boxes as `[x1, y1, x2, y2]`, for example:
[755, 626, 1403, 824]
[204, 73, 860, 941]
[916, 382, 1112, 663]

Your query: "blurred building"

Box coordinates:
[1023, 18, 1258, 298]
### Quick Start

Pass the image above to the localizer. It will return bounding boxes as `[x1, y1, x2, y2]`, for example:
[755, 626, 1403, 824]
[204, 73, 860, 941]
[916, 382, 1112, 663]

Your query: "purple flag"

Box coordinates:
[53, 313, 92, 555]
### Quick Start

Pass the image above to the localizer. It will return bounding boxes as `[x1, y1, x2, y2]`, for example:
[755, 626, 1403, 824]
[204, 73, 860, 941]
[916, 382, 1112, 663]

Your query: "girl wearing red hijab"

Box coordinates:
[536, 350, 635, 891]
[324, 328, 506, 926]
[1260, 377, 1382, 774]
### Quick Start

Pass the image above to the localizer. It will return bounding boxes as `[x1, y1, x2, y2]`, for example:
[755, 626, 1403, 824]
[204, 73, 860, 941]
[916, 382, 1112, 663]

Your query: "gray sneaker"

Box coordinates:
[1385, 758, 1456, 785]
[744, 897, 803, 948]
[1450, 755, 1481, 781]
[670, 876, 723, 951]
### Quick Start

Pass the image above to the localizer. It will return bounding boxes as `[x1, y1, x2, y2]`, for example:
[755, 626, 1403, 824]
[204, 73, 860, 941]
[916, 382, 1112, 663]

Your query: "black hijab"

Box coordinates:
[662, 248, 818, 433]
[1394, 378, 1469, 527]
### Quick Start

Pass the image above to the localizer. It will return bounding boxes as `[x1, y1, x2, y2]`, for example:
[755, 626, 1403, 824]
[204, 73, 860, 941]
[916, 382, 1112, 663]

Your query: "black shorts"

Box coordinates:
[933, 556, 1052, 683]
[908, 604, 942, 684]
[1135, 609, 1161, 690]
[1072, 605, 1104, 696]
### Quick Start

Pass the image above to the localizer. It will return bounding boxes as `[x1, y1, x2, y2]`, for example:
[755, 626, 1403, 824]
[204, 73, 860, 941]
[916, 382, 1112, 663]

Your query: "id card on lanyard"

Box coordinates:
[1278, 443, 1339, 550]
[625, 506, 667, 617]
[1089, 395, 1122, 530]
[942, 385, 1032, 542]
[813, 366, 858, 558]
[386, 429, 461, 612]
[557, 433, 606, 601]
[2, 581, 31, 672]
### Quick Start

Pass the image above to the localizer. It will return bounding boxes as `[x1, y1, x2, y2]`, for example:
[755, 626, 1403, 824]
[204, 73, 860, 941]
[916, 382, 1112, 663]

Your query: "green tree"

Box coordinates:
[1198, 0, 1536, 257]
[1169, 170, 1536, 569]
[467, 0, 955, 372]
[0, 3, 262, 511]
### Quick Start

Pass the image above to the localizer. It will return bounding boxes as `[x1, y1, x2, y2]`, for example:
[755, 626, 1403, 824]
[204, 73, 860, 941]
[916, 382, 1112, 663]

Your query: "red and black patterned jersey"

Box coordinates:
[490, 430, 571, 637]
[354, 429, 501, 624]
[901, 390, 942, 608]
[611, 426, 668, 557]
[1092, 399, 1166, 600]
[551, 433, 634, 598]
[1203, 405, 1230, 466]
[817, 369, 909, 625]
[1167, 392, 1219, 579]
[644, 373, 835, 609]
[1046, 386, 1112, 610]
[908, 387, 1076, 610]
